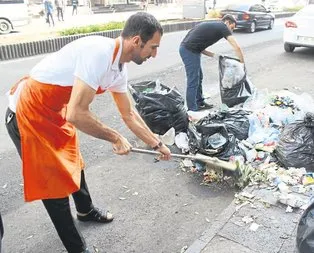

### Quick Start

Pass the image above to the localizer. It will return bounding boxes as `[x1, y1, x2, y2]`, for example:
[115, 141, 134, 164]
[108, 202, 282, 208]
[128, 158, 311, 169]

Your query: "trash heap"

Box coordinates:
[129, 56, 314, 213]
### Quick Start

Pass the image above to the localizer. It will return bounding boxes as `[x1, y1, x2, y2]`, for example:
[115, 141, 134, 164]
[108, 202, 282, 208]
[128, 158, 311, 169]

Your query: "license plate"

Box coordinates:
[298, 36, 314, 42]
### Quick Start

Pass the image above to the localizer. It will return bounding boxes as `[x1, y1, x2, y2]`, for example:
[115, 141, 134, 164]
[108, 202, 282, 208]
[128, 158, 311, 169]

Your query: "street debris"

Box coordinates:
[129, 76, 314, 219]
[249, 222, 260, 232]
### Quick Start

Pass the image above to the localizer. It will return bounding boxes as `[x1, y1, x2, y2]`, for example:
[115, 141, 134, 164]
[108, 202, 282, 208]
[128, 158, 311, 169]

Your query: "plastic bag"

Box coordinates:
[129, 81, 189, 135]
[275, 113, 314, 170]
[197, 109, 250, 140]
[296, 201, 314, 253]
[187, 122, 244, 161]
[219, 56, 254, 107]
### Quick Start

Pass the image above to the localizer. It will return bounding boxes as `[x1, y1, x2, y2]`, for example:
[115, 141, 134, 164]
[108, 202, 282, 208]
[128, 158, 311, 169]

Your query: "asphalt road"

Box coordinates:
[1, 18, 314, 253]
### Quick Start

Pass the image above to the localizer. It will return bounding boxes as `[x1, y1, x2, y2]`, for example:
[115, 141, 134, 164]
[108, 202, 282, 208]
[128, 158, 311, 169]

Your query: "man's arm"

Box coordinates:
[201, 50, 215, 57]
[226, 35, 245, 63]
[111, 91, 171, 159]
[66, 78, 131, 154]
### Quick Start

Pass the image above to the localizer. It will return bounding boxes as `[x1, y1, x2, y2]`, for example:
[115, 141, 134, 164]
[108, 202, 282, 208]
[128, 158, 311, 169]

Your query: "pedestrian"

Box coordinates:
[44, 0, 55, 26]
[179, 15, 245, 111]
[55, 0, 64, 21]
[72, 0, 78, 15]
[0, 212, 3, 253]
[5, 12, 170, 253]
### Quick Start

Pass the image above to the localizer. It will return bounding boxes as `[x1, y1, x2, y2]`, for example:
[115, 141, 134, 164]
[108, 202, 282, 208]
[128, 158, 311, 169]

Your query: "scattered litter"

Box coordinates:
[122, 186, 128, 189]
[181, 159, 194, 168]
[183, 203, 189, 206]
[249, 223, 260, 231]
[195, 212, 199, 215]
[240, 191, 255, 199]
[119, 197, 126, 200]
[286, 206, 293, 213]
[280, 234, 290, 239]
[26, 235, 33, 240]
[205, 218, 210, 223]
[180, 245, 188, 253]
[132, 192, 139, 196]
[93, 245, 99, 252]
[175, 132, 190, 153]
[2, 183, 7, 189]
[242, 216, 254, 224]
[125, 189, 131, 193]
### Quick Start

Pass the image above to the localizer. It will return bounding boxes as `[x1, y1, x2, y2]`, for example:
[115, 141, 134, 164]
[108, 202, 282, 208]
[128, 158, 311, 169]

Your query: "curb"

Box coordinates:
[185, 200, 237, 253]
[0, 12, 294, 61]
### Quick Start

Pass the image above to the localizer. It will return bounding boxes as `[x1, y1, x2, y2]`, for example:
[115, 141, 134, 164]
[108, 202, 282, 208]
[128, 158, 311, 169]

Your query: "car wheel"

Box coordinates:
[284, 43, 295, 53]
[268, 19, 274, 29]
[248, 22, 256, 33]
[0, 19, 12, 34]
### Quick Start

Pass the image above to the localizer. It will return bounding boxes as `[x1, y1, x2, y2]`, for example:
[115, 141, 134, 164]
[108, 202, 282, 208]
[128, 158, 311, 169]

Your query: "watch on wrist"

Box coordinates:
[153, 141, 163, 151]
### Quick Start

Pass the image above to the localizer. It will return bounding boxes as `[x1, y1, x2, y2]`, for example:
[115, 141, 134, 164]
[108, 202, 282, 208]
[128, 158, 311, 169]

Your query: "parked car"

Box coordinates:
[220, 3, 275, 33]
[0, 0, 31, 34]
[283, 5, 314, 53]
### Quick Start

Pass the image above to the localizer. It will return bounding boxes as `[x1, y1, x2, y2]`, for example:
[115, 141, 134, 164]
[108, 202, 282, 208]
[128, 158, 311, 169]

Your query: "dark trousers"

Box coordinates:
[72, 5, 77, 15]
[46, 12, 55, 26]
[179, 45, 204, 111]
[5, 108, 92, 253]
[57, 7, 64, 21]
[0, 212, 3, 253]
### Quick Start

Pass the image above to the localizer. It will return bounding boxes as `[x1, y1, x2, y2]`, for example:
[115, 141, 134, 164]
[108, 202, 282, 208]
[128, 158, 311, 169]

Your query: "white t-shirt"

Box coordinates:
[7, 35, 128, 112]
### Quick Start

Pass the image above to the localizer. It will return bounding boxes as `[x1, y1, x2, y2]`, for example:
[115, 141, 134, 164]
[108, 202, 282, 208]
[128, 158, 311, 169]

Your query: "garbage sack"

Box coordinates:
[197, 109, 250, 140]
[187, 122, 243, 161]
[296, 201, 314, 253]
[129, 81, 189, 135]
[219, 56, 254, 107]
[275, 113, 314, 171]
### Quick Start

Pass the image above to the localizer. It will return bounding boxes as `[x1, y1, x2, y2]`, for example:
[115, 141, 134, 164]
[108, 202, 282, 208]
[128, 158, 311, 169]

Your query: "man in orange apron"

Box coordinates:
[5, 12, 170, 253]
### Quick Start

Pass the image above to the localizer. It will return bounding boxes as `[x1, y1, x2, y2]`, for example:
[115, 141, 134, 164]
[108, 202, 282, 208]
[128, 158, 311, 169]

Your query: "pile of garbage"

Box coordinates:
[128, 56, 314, 210]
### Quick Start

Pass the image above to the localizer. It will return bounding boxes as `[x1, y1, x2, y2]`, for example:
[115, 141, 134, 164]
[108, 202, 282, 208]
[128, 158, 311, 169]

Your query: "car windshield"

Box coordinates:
[224, 4, 250, 11]
[296, 6, 314, 16]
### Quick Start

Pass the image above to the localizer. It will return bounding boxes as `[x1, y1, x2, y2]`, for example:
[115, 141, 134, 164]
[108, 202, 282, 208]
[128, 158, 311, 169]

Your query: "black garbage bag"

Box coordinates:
[219, 56, 254, 107]
[275, 113, 314, 171]
[187, 122, 244, 161]
[296, 201, 314, 253]
[129, 81, 189, 135]
[197, 109, 250, 140]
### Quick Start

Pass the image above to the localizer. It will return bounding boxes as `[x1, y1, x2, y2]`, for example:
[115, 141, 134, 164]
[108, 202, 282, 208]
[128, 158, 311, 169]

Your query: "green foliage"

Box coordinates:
[58, 22, 125, 36]
[207, 9, 221, 19]
[283, 6, 303, 12]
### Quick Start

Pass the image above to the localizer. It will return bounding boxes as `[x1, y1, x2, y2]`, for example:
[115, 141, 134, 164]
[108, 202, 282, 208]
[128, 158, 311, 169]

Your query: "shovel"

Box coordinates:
[131, 147, 238, 173]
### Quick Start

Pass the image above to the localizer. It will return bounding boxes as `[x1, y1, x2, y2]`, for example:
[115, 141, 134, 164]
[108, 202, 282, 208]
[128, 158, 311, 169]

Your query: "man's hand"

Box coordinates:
[112, 136, 132, 155]
[213, 53, 222, 60]
[156, 144, 171, 161]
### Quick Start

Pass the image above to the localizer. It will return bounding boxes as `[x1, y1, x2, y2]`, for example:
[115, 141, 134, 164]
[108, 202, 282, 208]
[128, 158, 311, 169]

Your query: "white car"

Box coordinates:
[283, 5, 314, 53]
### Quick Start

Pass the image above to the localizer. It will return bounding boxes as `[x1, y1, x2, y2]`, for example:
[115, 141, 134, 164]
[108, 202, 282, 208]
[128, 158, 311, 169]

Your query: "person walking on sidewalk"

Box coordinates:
[72, 0, 78, 15]
[55, 0, 64, 21]
[5, 12, 170, 253]
[179, 15, 245, 111]
[44, 0, 55, 26]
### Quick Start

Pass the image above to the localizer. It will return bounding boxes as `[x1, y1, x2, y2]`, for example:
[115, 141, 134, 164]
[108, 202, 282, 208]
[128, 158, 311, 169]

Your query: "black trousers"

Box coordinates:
[5, 108, 92, 253]
[0, 212, 3, 253]
[57, 7, 63, 21]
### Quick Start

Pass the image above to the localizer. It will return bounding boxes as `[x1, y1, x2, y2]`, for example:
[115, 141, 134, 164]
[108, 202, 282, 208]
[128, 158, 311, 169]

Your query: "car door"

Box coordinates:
[256, 4, 270, 26]
[249, 4, 263, 27]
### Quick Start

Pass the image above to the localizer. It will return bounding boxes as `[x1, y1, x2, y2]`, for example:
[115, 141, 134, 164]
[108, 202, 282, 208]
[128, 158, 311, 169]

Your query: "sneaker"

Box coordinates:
[198, 102, 214, 110]
[77, 208, 114, 223]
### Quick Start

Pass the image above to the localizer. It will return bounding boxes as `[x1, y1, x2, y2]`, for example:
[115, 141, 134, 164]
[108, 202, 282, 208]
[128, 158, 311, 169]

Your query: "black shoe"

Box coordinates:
[77, 208, 114, 223]
[198, 102, 214, 110]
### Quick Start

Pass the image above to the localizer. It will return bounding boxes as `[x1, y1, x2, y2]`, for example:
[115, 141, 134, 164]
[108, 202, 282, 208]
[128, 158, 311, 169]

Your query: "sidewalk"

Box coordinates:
[0, 4, 183, 45]
[186, 184, 306, 253]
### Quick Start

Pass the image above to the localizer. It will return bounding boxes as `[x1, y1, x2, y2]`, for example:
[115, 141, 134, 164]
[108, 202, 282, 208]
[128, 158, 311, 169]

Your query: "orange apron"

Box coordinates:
[15, 38, 120, 202]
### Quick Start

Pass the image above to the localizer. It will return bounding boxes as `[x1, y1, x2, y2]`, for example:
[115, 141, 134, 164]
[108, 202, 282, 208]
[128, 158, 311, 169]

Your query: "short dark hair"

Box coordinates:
[222, 14, 237, 25]
[121, 12, 163, 44]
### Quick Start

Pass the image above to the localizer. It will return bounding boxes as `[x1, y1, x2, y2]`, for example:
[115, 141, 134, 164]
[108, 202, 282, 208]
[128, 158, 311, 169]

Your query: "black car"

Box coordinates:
[220, 3, 275, 33]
